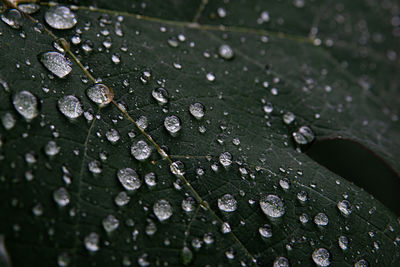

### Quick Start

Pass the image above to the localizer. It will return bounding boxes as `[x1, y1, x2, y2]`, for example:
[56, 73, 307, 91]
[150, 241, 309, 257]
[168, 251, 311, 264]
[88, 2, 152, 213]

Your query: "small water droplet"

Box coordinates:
[44, 141, 60, 156]
[1, 112, 16, 130]
[337, 200, 352, 216]
[102, 214, 119, 232]
[53, 187, 70, 207]
[115, 191, 130, 206]
[206, 72, 215, 82]
[45, 6, 77, 30]
[152, 87, 169, 105]
[88, 160, 102, 174]
[182, 197, 196, 212]
[86, 83, 113, 106]
[312, 248, 330, 266]
[39, 52, 72, 78]
[338, 235, 349, 250]
[273, 256, 289, 267]
[117, 168, 141, 191]
[219, 152, 232, 167]
[32, 203, 44, 216]
[314, 212, 329, 226]
[164, 115, 181, 135]
[1, 9, 22, 29]
[57, 252, 70, 267]
[354, 259, 369, 267]
[221, 222, 231, 234]
[283, 112, 295, 124]
[18, 3, 40, 14]
[106, 128, 120, 144]
[84, 232, 99, 252]
[259, 224, 272, 238]
[189, 102, 205, 119]
[181, 246, 193, 265]
[260, 194, 285, 218]
[13, 90, 38, 121]
[131, 140, 151, 161]
[297, 191, 308, 202]
[144, 172, 157, 187]
[218, 194, 237, 212]
[153, 199, 172, 221]
[170, 161, 185, 176]
[58, 95, 83, 119]
[218, 44, 234, 60]
[292, 126, 315, 145]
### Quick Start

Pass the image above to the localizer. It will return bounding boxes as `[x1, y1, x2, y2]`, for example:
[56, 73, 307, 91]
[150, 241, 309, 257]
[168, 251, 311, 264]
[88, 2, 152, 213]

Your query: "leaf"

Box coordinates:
[0, 0, 399, 266]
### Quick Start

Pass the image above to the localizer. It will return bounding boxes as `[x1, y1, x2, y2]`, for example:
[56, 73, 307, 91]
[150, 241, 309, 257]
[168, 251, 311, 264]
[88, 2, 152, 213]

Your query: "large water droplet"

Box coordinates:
[45, 6, 77, 30]
[117, 168, 141, 191]
[115, 191, 130, 206]
[189, 102, 205, 119]
[337, 199, 352, 216]
[164, 115, 181, 135]
[354, 259, 369, 267]
[86, 84, 113, 106]
[314, 212, 329, 226]
[39, 51, 72, 78]
[312, 248, 330, 266]
[131, 140, 151, 161]
[84, 232, 99, 252]
[219, 152, 232, 167]
[1, 9, 22, 29]
[102, 214, 119, 233]
[218, 44, 234, 60]
[259, 194, 285, 218]
[18, 3, 40, 14]
[57, 95, 83, 119]
[13, 90, 38, 121]
[153, 199, 172, 221]
[105, 128, 120, 144]
[1, 112, 16, 130]
[44, 140, 60, 156]
[218, 194, 237, 212]
[338, 235, 349, 250]
[152, 87, 169, 105]
[53, 187, 70, 207]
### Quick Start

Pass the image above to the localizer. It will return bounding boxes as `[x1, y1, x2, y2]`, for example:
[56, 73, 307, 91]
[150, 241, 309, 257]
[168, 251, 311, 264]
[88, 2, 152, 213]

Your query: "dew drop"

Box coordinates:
[314, 213, 329, 226]
[153, 199, 173, 221]
[13, 90, 38, 120]
[152, 87, 169, 105]
[1, 9, 22, 29]
[297, 191, 308, 202]
[39, 51, 72, 78]
[102, 214, 119, 233]
[45, 6, 77, 30]
[131, 140, 151, 161]
[53, 187, 70, 207]
[273, 256, 289, 267]
[84, 232, 99, 252]
[218, 194, 237, 212]
[218, 44, 234, 60]
[181, 197, 196, 212]
[258, 224, 272, 238]
[117, 168, 141, 191]
[312, 248, 330, 266]
[32, 203, 44, 216]
[299, 213, 309, 224]
[57, 95, 83, 119]
[164, 115, 181, 135]
[86, 83, 113, 106]
[259, 194, 285, 218]
[337, 200, 352, 216]
[189, 102, 205, 119]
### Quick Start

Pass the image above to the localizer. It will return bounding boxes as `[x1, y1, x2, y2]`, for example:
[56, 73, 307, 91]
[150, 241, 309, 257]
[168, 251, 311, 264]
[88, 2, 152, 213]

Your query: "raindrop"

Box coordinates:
[131, 140, 151, 161]
[297, 191, 308, 202]
[39, 51, 72, 78]
[86, 83, 113, 106]
[299, 213, 309, 224]
[45, 6, 77, 30]
[13, 90, 38, 120]
[273, 256, 289, 267]
[259, 194, 285, 218]
[102, 214, 119, 232]
[58, 95, 83, 119]
[164, 115, 181, 135]
[152, 88, 169, 105]
[293, 126, 315, 145]
[258, 224, 272, 238]
[117, 168, 141, 191]
[218, 44, 234, 60]
[337, 200, 352, 216]
[53, 187, 70, 207]
[153, 199, 172, 221]
[218, 194, 237, 212]
[1, 9, 22, 29]
[189, 102, 205, 119]
[279, 178, 290, 190]
[111, 53, 121, 64]
[219, 152, 232, 167]
[314, 213, 329, 226]
[84, 232, 99, 252]
[312, 248, 330, 266]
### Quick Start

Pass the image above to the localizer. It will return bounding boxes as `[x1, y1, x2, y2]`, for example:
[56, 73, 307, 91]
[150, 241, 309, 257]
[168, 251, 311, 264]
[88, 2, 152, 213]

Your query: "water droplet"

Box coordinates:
[181, 246, 193, 265]
[189, 102, 205, 119]
[218, 194, 237, 212]
[115, 191, 130, 206]
[88, 160, 102, 174]
[1, 9, 22, 29]
[53, 187, 70, 207]
[354, 259, 369, 267]
[299, 213, 309, 223]
[13, 90, 38, 120]
[218, 44, 234, 60]
[153, 199, 172, 221]
[45, 6, 77, 30]
[279, 178, 290, 190]
[131, 140, 151, 161]
[102, 214, 119, 232]
[144, 172, 157, 187]
[297, 191, 308, 202]
[152, 88, 169, 105]
[57, 252, 70, 267]
[314, 213, 329, 226]
[182, 197, 196, 212]
[221, 222, 231, 234]
[170, 161, 185, 176]
[292, 126, 315, 145]
[1, 112, 16, 130]
[164, 115, 181, 135]
[259, 224, 272, 238]
[219, 152, 232, 167]
[39, 51, 72, 78]
[206, 72, 215, 82]
[106, 128, 120, 144]
[86, 83, 113, 106]
[44, 141, 60, 156]
[57, 95, 83, 119]
[136, 116, 148, 130]
[32, 203, 44, 216]
[338, 235, 349, 250]
[260, 194, 285, 218]
[84, 232, 99, 252]
[273, 256, 289, 267]
[283, 112, 295, 124]
[312, 248, 330, 266]
[337, 200, 352, 216]
[18, 3, 40, 14]
[117, 168, 141, 191]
